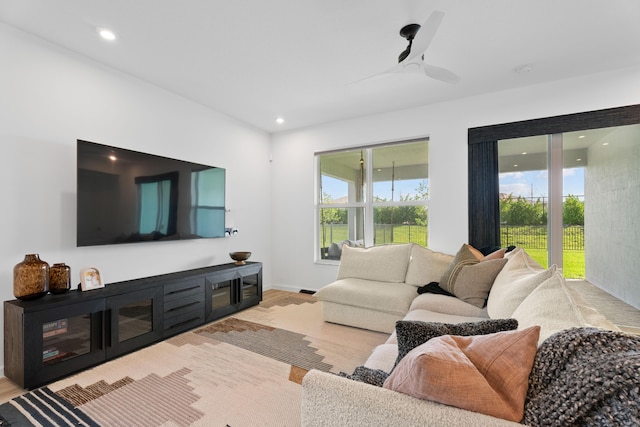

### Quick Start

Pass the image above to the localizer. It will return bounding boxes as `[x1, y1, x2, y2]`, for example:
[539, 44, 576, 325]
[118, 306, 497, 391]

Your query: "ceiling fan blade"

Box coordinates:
[423, 63, 460, 84]
[348, 61, 407, 85]
[402, 10, 445, 64]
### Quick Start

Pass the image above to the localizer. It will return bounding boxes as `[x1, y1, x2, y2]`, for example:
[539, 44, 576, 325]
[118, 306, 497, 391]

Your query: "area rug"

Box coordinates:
[0, 291, 387, 426]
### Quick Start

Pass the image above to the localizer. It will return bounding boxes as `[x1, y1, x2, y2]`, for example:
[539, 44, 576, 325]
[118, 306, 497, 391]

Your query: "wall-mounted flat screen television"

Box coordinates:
[77, 140, 226, 247]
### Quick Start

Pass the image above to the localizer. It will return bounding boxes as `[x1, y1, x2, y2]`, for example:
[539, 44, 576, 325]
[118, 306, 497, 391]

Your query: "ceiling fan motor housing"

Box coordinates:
[398, 23, 421, 62]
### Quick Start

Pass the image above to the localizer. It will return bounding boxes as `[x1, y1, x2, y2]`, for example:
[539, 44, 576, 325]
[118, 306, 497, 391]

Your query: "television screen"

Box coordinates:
[77, 140, 226, 246]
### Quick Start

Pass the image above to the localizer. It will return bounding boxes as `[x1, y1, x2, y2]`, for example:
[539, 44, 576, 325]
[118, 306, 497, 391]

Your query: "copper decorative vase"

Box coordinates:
[49, 263, 71, 294]
[13, 254, 50, 300]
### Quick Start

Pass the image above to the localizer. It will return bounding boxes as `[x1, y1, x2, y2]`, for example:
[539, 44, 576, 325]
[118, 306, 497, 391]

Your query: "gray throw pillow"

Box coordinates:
[392, 318, 519, 371]
[338, 366, 390, 387]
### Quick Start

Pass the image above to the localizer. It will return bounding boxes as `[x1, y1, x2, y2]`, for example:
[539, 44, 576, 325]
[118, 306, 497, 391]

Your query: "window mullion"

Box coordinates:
[364, 148, 375, 247]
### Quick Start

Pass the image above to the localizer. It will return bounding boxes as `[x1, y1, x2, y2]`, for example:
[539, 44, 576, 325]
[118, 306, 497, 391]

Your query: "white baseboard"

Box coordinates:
[263, 284, 303, 293]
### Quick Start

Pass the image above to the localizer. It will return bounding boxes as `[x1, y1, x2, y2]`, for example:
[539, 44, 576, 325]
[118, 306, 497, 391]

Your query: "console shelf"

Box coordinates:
[4, 261, 262, 389]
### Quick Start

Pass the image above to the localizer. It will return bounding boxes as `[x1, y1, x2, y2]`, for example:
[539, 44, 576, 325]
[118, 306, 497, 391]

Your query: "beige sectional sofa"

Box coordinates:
[314, 243, 453, 333]
[304, 243, 621, 426]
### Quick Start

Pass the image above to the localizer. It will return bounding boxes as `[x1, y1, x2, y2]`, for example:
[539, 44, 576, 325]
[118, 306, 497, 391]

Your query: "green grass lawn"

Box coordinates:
[322, 223, 585, 278]
[523, 248, 584, 279]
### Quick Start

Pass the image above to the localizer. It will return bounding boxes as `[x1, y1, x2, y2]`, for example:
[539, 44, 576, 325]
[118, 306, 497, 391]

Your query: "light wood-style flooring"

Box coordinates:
[1, 286, 638, 404]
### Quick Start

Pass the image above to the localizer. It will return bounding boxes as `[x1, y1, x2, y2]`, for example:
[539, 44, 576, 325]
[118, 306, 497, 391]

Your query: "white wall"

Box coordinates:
[586, 126, 640, 308]
[0, 23, 272, 374]
[270, 65, 640, 296]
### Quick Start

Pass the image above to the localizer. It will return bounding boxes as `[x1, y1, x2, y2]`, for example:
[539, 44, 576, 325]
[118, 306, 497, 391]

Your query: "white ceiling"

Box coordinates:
[2, 0, 640, 133]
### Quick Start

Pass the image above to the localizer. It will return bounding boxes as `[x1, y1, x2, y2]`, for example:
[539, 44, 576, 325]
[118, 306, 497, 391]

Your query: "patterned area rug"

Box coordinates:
[0, 291, 387, 426]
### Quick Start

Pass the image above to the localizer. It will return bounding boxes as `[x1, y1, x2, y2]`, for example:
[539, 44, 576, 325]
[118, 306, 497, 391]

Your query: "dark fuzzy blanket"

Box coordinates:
[524, 327, 640, 426]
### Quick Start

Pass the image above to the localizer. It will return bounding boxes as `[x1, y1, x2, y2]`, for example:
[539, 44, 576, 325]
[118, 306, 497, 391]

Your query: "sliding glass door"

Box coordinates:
[497, 124, 639, 279]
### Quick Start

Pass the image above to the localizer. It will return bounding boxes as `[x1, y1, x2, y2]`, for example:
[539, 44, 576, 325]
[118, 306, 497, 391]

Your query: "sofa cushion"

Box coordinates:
[337, 244, 412, 283]
[487, 265, 557, 319]
[364, 343, 399, 372]
[510, 271, 617, 344]
[392, 318, 519, 370]
[409, 294, 489, 318]
[438, 244, 484, 292]
[405, 245, 454, 286]
[383, 326, 540, 422]
[449, 258, 508, 308]
[314, 278, 417, 316]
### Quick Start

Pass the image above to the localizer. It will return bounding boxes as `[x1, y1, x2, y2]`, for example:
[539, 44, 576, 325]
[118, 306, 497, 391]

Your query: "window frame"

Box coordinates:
[315, 138, 430, 263]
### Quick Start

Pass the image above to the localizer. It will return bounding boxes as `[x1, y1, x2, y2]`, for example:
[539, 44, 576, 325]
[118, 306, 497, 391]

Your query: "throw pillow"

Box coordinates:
[438, 244, 484, 293]
[511, 271, 585, 344]
[393, 318, 519, 369]
[492, 248, 545, 292]
[482, 247, 506, 260]
[384, 326, 541, 422]
[337, 366, 390, 387]
[405, 244, 454, 286]
[487, 265, 556, 319]
[449, 258, 508, 308]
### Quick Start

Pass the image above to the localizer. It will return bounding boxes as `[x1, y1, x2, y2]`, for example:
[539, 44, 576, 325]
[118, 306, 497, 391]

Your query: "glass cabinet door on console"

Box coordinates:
[7, 299, 106, 389]
[206, 270, 238, 319]
[105, 287, 163, 358]
[205, 263, 262, 322]
[237, 263, 262, 310]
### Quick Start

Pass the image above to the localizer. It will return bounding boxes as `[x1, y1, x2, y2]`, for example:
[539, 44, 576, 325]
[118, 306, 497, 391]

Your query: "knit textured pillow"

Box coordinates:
[337, 366, 390, 387]
[392, 318, 519, 370]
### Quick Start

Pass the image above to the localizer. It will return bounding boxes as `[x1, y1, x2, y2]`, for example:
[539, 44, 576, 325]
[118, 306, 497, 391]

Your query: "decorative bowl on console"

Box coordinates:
[229, 251, 251, 265]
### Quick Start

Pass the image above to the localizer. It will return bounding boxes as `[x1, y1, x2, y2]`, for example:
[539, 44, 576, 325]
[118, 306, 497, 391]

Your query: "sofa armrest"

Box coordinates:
[301, 370, 525, 427]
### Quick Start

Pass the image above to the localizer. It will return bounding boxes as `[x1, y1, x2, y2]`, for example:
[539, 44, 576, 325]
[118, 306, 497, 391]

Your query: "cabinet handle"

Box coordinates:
[166, 285, 200, 295]
[168, 317, 200, 330]
[166, 301, 200, 312]
[105, 309, 112, 347]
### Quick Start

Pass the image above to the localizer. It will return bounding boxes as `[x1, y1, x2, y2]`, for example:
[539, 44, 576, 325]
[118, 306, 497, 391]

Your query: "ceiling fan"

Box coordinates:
[360, 11, 460, 84]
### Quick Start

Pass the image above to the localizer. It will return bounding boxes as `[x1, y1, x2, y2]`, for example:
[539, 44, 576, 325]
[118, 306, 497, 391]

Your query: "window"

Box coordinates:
[316, 139, 429, 261]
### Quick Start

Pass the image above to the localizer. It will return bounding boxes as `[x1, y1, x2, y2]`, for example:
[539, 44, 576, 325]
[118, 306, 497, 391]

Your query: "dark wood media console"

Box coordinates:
[4, 261, 262, 389]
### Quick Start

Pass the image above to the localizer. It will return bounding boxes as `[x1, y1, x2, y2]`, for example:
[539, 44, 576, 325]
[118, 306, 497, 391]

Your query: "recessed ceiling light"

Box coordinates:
[513, 164, 518, 167]
[521, 152, 527, 155]
[109, 155, 117, 161]
[602, 142, 609, 146]
[576, 158, 582, 162]
[97, 27, 117, 41]
[276, 117, 284, 124]
[578, 135, 586, 139]
[514, 64, 533, 74]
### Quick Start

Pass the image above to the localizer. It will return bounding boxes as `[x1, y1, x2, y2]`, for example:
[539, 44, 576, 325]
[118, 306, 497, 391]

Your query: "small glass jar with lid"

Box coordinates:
[49, 263, 71, 294]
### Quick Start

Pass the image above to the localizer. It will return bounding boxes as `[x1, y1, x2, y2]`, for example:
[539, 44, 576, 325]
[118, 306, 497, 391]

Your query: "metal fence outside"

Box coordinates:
[500, 225, 584, 250]
[321, 223, 584, 251]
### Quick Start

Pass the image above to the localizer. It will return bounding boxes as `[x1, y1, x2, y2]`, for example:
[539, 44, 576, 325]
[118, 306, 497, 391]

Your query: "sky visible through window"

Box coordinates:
[500, 167, 584, 200]
[322, 176, 428, 201]
[324, 167, 584, 202]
